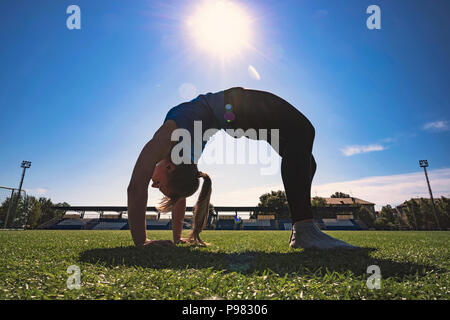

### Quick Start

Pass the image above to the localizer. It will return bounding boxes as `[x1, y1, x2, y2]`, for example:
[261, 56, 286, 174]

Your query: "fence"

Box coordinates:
[0, 186, 27, 228]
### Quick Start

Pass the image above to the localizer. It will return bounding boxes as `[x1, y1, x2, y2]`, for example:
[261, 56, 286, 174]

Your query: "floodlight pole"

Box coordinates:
[419, 160, 440, 230]
[16, 162, 29, 201]
[9, 161, 31, 228]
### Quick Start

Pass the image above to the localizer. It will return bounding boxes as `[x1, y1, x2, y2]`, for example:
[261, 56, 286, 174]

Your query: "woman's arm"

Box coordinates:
[127, 120, 177, 246]
[171, 197, 186, 243]
[127, 139, 162, 246]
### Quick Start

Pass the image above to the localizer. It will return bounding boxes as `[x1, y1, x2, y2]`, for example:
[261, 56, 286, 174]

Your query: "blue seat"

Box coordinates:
[216, 220, 236, 230]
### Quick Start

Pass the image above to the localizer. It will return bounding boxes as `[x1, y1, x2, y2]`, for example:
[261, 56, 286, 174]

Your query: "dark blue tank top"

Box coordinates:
[163, 89, 232, 163]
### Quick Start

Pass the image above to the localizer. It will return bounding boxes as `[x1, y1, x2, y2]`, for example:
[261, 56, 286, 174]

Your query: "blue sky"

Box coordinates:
[1, 0, 449, 212]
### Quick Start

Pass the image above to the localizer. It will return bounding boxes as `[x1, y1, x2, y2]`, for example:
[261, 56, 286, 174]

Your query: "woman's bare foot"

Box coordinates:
[289, 221, 359, 249]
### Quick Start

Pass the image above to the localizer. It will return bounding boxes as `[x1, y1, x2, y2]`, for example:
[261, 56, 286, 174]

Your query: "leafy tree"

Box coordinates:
[400, 197, 450, 230]
[26, 198, 42, 229]
[376, 205, 401, 230]
[0, 194, 29, 228]
[418, 198, 436, 229]
[0, 196, 15, 227]
[403, 199, 422, 230]
[373, 217, 396, 230]
[418, 197, 450, 230]
[0, 195, 68, 229]
[330, 192, 351, 198]
[257, 190, 289, 219]
[355, 206, 375, 229]
[311, 196, 327, 207]
[435, 196, 450, 229]
[379, 205, 396, 222]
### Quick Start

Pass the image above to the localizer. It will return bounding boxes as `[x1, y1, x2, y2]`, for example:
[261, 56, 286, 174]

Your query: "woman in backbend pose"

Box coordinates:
[127, 87, 357, 249]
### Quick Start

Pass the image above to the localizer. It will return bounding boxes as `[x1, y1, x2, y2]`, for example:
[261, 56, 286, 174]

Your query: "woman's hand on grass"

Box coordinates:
[176, 237, 208, 246]
[142, 239, 175, 247]
[175, 237, 194, 244]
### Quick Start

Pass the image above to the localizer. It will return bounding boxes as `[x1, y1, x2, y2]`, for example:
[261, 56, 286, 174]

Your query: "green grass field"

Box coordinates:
[0, 230, 449, 300]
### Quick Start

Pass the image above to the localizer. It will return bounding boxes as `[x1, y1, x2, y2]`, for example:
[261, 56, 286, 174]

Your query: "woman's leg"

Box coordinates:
[225, 88, 358, 249]
[225, 88, 316, 223]
[280, 125, 316, 224]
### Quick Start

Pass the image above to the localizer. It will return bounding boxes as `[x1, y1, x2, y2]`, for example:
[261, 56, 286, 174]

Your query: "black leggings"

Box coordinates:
[224, 87, 316, 222]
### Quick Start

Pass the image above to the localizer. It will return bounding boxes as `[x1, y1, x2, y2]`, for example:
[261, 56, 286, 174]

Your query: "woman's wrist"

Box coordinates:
[136, 238, 151, 247]
[173, 234, 181, 243]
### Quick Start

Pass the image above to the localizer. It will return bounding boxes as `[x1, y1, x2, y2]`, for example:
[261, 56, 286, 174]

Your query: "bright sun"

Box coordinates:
[186, 0, 253, 60]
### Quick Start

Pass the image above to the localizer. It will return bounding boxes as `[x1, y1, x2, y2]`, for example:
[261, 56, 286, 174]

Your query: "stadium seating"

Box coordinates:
[216, 219, 237, 230]
[242, 219, 272, 230]
[63, 211, 82, 219]
[322, 218, 361, 230]
[269, 219, 278, 229]
[92, 222, 127, 230]
[275, 219, 292, 230]
[146, 219, 171, 230]
[84, 219, 100, 230]
[52, 219, 84, 230]
[44, 216, 366, 231]
[350, 219, 364, 230]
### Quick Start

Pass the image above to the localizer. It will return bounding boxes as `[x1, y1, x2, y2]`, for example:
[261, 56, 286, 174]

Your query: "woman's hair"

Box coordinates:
[156, 163, 212, 245]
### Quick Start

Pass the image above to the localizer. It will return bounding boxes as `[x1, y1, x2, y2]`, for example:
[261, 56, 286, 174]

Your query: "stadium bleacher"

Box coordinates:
[322, 218, 361, 230]
[92, 222, 127, 230]
[62, 211, 82, 219]
[45, 211, 367, 231]
[146, 219, 171, 230]
[84, 219, 100, 230]
[242, 219, 272, 230]
[275, 219, 292, 230]
[352, 219, 365, 230]
[52, 219, 85, 230]
[216, 219, 237, 230]
[46, 218, 365, 230]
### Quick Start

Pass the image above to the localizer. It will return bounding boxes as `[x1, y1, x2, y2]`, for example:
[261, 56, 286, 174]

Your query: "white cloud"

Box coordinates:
[422, 120, 449, 131]
[340, 144, 385, 156]
[212, 184, 279, 207]
[24, 188, 49, 196]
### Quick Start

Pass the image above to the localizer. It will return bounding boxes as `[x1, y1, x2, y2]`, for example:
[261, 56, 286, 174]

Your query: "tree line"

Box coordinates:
[0, 195, 69, 229]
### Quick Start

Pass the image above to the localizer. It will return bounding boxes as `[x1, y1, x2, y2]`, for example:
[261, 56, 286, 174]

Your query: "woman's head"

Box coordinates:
[151, 158, 176, 197]
[152, 157, 200, 202]
[152, 157, 212, 245]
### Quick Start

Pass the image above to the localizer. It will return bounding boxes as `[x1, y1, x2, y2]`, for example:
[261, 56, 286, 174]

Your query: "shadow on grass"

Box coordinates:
[79, 245, 442, 279]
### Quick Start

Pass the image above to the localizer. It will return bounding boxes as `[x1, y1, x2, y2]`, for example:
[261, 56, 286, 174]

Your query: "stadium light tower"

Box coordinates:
[419, 160, 440, 230]
[18, 161, 31, 196]
[9, 161, 31, 228]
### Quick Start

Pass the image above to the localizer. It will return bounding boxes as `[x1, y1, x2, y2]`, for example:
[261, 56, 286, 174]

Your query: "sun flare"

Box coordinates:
[186, 0, 253, 60]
